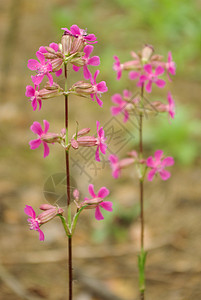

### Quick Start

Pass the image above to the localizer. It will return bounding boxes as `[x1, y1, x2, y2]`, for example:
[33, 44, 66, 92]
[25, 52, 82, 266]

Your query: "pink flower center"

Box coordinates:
[28, 218, 40, 230]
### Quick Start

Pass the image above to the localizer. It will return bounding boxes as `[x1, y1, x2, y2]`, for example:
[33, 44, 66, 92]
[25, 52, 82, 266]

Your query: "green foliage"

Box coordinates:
[143, 106, 201, 165]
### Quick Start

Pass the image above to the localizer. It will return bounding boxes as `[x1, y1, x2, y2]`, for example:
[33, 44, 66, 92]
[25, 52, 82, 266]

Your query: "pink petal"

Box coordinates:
[31, 98, 37, 111]
[168, 52, 172, 63]
[43, 120, 49, 134]
[25, 85, 35, 97]
[159, 169, 171, 181]
[39, 46, 47, 53]
[27, 59, 40, 70]
[95, 206, 104, 220]
[31, 74, 44, 86]
[100, 201, 113, 212]
[36, 51, 45, 64]
[155, 79, 166, 88]
[72, 65, 80, 72]
[38, 99, 42, 110]
[70, 24, 80, 35]
[146, 156, 154, 167]
[38, 228, 45, 241]
[111, 94, 123, 104]
[88, 184, 96, 198]
[144, 64, 152, 74]
[123, 110, 129, 123]
[113, 168, 120, 179]
[100, 142, 107, 154]
[96, 120, 100, 133]
[95, 145, 100, 161]
[24, 205, 36, 218]
[129, 71, 139, 80]
[43, 142, 49, 158]
[146, 81, 152, 93]
[98, 187, 109, 199]
[61, 27, 72, 34]
[96, 81, 108, 93]
[95, 94, 103, 107]
[111, 106, 122, 116]
[83, 65, 91, 80]
[49, 42, 59, 52]
[147, 169, 156, 181]
[123, 89, 132, 98]
[30, 121, 43, 135]
[29, 138, 42, 149]
[83, 45, 93, 58]
[109, 154, 118, 164]
[162, 157, 174, 167]
[85, 34, 97, 42]
[93, 70, 99, 83]
[154, 150, 163, 161]
[88, 56, 100, 66]
[47, 73, 53, 86]
[155, 66, 164, 76]
[55, 68, 62, 77]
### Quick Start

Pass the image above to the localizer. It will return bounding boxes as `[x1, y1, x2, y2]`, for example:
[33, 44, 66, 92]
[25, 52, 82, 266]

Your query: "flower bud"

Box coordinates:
[39, 88, 63, 99]
[41, 132, 60, 143]
[71, 81, 94, 95]
[71, 57, 85, 67]
[51, 58, 64, 72]
[61, 34, 73, 55]
[71, 36, 85, 54]
[151, 101, 167, 112]
[141, 44, 154, 63]
[73, 189, 79, 200]
[40, 204, 56, 210]
[38, 206, 64, 225]
[77, 128, 91, 136]
[71, 136, 97, 148]
[80, 197, 103, 209]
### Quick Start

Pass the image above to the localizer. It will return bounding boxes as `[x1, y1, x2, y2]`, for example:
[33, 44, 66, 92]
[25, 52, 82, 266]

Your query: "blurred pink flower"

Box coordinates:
[84, 184, 112, 220]
[146, 150, 174, 181]
[95, 121, 107, 162]
[138, 64, 166, 93]
[29, 120, 50, 158]
[28, 51, 53, 86]
[73, 45, 100, 79]
[90, 70, 108, 107]
[165, 52, 176, 81]
[111, 90, 132, 122]
[166, 92, 175, 120]
[109, 154, 135, 179]
[25, 85, 42, 111]
[62, 25, 97, 43]
[113, 56, 123, 80]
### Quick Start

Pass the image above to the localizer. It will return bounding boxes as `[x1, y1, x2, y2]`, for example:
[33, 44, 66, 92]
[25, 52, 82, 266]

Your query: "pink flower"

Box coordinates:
[166, 92, 175, 120]
[146, 150, 174, 181]
[73, 45, 100, 79]
[138, 64, 166, 93]
[25, 85, 42, 111]
[24, 204, 64, 241]
[113, 56, 123, 80]
[29, 120, 50, 158]
[111, 90, 132, 122]
[165, 52, 176, 81]
[109, 154, 135, 179]
[28, 51, 53, 86]
[61, 25, 97, 43]
[95, 121, 107, 162]
[39, 43, 62, 77]
[84, 184, 112, 220]
[24, 205, 44, 241]
[129, 71, 140, 81]
[90, 70, 108, 107]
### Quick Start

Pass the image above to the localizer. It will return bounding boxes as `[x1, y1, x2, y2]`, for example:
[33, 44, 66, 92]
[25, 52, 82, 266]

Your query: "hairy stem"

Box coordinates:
[64, 63, 73, 300]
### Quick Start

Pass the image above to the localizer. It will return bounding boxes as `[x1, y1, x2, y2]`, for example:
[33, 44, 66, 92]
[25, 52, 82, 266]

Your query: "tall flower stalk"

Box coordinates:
[25, 25, 113, 300]
[110, 45, 176, 299]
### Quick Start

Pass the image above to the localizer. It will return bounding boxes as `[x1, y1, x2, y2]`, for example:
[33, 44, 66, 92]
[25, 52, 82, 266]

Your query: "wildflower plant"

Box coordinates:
[110, 45, 175, 299]
[25, 24, 112, 300]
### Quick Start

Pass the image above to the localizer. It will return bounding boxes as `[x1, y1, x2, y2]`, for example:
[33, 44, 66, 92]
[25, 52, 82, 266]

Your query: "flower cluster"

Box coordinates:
[25, 25, 111, 241]
[110, 45, 175, 181]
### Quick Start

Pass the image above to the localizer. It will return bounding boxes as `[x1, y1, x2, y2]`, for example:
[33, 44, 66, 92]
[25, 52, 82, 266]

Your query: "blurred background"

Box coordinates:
[0, 0, 201, 299]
